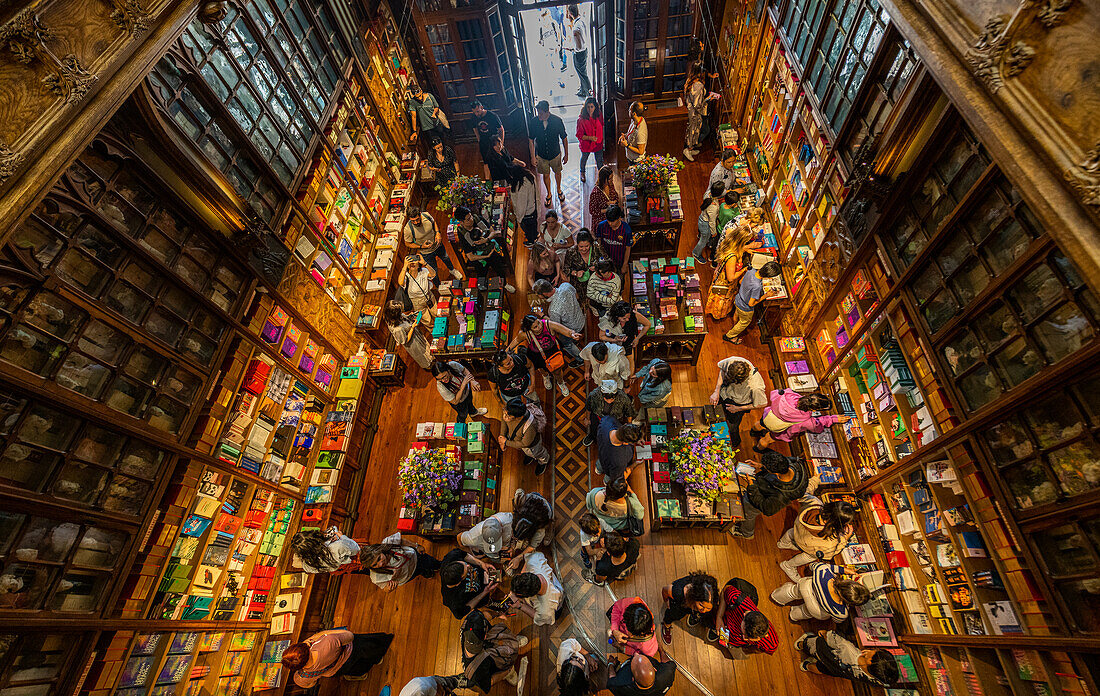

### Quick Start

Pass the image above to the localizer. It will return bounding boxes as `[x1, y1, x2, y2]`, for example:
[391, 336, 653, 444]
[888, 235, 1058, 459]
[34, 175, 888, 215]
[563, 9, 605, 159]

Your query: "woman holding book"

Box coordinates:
[769, 561, 870, 622]
[599, 300, 651, 373]
[777, 501, 858, 581]
[633, 358, 673, 408]
[385, 300, 432, 369]
[402, 254, 438, 325]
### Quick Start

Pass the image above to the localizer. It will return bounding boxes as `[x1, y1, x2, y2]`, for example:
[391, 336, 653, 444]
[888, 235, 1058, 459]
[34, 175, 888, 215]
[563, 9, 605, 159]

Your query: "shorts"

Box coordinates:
[537, 154, 563, 174]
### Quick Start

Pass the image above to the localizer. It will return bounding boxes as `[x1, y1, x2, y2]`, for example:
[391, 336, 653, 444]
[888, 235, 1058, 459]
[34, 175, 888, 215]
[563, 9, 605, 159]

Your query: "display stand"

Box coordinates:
[622, 174, 684, 257]
[627, 256, 708, 363]
[427, 277, 514, 376]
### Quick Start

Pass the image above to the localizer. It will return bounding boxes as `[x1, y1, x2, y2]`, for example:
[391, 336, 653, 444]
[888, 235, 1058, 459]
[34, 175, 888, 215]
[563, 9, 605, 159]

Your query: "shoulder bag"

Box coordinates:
[529, 321, 566, 372]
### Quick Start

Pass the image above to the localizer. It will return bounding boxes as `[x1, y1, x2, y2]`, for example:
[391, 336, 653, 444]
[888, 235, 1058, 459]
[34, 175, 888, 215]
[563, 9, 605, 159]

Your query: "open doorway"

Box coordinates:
[518, 2, 594, 115]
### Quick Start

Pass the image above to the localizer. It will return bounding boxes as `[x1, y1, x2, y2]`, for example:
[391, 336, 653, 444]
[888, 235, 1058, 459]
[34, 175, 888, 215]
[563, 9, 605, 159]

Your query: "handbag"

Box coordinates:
[625, 513, 645, 537]
[529, 322, 566, 372]
[434, 107, 450, 130]
[394, 285, 414, 312]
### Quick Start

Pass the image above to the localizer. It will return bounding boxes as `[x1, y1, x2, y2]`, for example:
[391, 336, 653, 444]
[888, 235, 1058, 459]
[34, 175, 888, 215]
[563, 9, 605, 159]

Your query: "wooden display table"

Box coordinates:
[622, 182, 684, 257]
[627, 257, 708, 364]
[428, 278, 514, 376]
[639, 406, 744, 532]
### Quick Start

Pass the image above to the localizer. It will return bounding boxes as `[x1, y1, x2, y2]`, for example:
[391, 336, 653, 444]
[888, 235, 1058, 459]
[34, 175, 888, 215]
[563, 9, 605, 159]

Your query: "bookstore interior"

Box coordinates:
[0, 0, 1098, 695]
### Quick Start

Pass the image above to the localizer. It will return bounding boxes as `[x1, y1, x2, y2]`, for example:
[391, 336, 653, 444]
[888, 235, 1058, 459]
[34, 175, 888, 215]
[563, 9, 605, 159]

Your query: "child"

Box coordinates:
[578, 512, 610, 571]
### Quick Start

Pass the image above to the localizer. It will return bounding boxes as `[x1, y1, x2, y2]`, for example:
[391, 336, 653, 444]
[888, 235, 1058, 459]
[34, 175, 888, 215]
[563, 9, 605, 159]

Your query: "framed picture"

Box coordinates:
[854, 617, 898, 647]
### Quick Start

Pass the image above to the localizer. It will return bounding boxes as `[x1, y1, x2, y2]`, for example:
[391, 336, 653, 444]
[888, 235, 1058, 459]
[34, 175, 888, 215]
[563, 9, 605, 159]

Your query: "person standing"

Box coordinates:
[459, 513, 514, 562]
[404, 207, 461, 281]
[282, 629, 393, 686]
[606, 653, 676, 696]
[796, 631, 901, 686]
[506, 166, 539, 248]
[534, 279, 586, 365]
[426, 138, 458, 191]
[526, 242, 565, 287]
[732, 449, 812, 540]
[586, 258, 623, 318]
[385, 300, 431, 369]
[580, 340, 631, 390]
[557, 638, 606, 696]
[692, 182, 725, 262]
[566, 4, 592, 98]
[499, 397, 551, 475]
[539, 210, 574, 261]
[432, 359, 487, 422]
[584, 379, 636, 448]
[585, 477, 645, 533]
[589, 165, 620, 227]
[564, 229, 607, 300]
[529, 100, 570, 206]
[471, 100, 504, 177]
[777, 500, 858, 581]
[361, 532, 441, 591]
[486, 135, 524, 183]
[751, 390, 850, 450]
[488, 349, 538, 404]
[408, 84, 449, 146]
[401, 254, 437, 325]
[709, 148, 741, 191]
[724, 261, 782, 345]
[710, 355, 768, 447]
[398, 675, 461, 696]
[682, 65, 707, 162]
[291, 528, 361, 574]
[593, 531, 641, 584]
[597, 417, 643, 483]
[460, 612, 530, 695]
[509, 550, 564, 626]
[618, 101, 648, 163]
[509, 313, 577, 398]
[593, 205, 633, 275]
[659, 571, 721, 644]
[576, 98, 604, 182]
[608, 597, 660, 657]
[599, 300, 650, 371]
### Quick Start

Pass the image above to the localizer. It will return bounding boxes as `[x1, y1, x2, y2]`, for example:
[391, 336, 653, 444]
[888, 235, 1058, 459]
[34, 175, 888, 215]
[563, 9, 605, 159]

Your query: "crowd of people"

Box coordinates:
[281, 55, 900, 696]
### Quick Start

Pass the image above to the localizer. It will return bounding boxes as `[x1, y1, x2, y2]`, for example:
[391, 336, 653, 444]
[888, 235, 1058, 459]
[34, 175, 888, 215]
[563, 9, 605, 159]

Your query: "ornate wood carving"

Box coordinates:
[197, 1, 227, 24]
[1036, 0, 1073, 27]
[1065, 143, 1100, 208]
[0, 6, 97, 105]
[0, 138, 23, 182]
[106, 0, 151, 34]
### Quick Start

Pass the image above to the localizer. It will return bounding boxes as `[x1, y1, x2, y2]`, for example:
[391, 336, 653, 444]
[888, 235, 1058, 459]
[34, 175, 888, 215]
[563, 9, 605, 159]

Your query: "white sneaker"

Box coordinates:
[451, 269, 462, 280]
[542, 373, 553, 390]
[558, 381, 569, 398]
[516, 657, 528, 696]
[476, 407, 488, 416]
[516, 635, 529, 648]
[682, 148, 695, 162]
[505, 284, 516, 294]
[504, 669, 519, 686]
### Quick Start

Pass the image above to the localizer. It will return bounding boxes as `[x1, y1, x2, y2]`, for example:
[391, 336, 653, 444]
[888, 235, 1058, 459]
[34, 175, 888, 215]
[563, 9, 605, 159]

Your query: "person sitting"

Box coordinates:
[431, 360, 486, 423]
[291, 528, 361, 574]
[439, 549, 500, 619]
[282, 630, 394, 686]
[584, 379, 636, 448]
[509, 551, 564, 626]
[633, 358, 672, 409]
[498, 397, 551, 475]
[606, 653, 676, 696]
[488, 349, 537, 404]
[593, 531, 640, 585]
[505, 488, 555, 572]
[660, 571, 721, 645]
[534, 278, 585, 365]
[608, 597, 660, 657]
[710, 355, 768, 448]
[586, 257, 622, 318]
[751, 390, 851, 451]
[597, 417, 643, 483]
[459, 512, 513, 562]
[778, 500, 858, 581]
[454, 205, 516, 294]
[770, 561, 870, 623]
[717, 578, 778, 655]
[361, 532, 441, 591]
[732, 449, 813, 540]
[578, 511, 611, 570]
[460, 611, 529, 695]
[557, 637, 605, 696]
[796, 630, 901, 687]
[585, 477, 645, 534]
[580, 340, 630, 390]
[599, 300, 651, 372]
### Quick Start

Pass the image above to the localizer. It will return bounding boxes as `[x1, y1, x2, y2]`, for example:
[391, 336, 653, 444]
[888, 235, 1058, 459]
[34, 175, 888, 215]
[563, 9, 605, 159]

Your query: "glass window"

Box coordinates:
[1032, 514, 1100, 633]
[0, 633, 82, 693]
[805, 0, 888, 131]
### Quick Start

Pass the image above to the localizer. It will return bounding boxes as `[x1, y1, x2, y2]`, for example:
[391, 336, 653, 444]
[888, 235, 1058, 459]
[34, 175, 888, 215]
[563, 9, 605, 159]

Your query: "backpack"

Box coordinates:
[726, 577, 759, 608]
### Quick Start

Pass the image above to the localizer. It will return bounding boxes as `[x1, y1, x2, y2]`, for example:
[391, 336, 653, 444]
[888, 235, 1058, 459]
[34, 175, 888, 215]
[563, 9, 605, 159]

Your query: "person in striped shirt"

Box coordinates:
[718, 578, 778, 655]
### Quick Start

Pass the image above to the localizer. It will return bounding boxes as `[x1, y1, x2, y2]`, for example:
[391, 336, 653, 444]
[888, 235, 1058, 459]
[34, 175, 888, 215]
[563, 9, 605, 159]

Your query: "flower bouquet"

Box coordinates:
[664, 430, 739, 503]
[398, 447, 463, 513]
[627, 154, 683, 197]
[438, 174, 490, 212]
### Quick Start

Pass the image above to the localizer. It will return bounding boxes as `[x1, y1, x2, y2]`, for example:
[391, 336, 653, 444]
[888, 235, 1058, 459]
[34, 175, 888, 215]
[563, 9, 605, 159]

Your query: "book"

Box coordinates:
[854, 617, 898, 647]
[982, 601, 1023, 634]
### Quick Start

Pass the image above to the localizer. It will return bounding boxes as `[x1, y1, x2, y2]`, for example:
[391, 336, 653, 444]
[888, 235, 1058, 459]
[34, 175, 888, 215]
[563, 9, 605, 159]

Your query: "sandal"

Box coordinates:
[545, 195, 552, 207]
[660, 624, 673, 644]
[558, 192, 565, 203]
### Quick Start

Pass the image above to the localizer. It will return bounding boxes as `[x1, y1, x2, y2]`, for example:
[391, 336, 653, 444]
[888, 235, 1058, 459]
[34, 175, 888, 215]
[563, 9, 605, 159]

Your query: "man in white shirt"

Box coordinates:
[458, 512, 514, 562]
[565, 4, 591, 98]
[509, 551, 563, 626]
[534, 279, 585, 364]
[580, 341, 631, 390]
[710, 355, 768, 448]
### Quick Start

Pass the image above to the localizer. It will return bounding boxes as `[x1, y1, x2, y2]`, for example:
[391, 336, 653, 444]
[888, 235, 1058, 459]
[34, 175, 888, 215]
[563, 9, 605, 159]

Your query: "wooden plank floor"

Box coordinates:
[321, 119, 854, 696]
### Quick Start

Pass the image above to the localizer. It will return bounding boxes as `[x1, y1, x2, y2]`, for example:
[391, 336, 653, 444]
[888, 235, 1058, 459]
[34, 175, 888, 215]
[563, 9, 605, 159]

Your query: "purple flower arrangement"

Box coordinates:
[627, 154, 683, 196]
[398, 447, 463, 513]
[438, 175, 490, 212]
[665, 430, 739, 503]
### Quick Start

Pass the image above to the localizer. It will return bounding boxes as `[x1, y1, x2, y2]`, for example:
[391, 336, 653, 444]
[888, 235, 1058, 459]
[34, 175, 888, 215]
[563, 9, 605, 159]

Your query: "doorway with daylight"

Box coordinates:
[517, 2, 595, 115]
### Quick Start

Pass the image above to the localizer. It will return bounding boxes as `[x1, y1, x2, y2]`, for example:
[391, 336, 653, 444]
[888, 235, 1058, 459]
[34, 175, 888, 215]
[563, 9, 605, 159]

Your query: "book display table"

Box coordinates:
[639, 406, 745, 532]
[398, 421, 503, 539]
[446, 185, 519, 277]
[427, 277, 514, 375]
[628, 256, 708, 364]
[623, 175, 684, 257]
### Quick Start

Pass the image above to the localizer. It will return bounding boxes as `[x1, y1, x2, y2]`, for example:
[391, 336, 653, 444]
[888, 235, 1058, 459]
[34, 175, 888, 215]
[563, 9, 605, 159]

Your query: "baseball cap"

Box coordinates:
[481, 517, 504, 553]
[600, 379, 618, 395]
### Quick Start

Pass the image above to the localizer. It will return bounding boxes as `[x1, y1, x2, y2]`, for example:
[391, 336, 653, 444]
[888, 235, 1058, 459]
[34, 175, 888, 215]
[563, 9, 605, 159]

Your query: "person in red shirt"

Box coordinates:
[718, 579, 778, 655]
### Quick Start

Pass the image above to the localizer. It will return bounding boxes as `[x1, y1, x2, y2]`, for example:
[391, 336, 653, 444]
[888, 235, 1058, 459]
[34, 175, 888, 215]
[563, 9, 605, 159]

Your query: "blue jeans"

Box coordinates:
[579, 149, 604, 174]
[692, 214, 712, 258]
[421, 245, 456, 274]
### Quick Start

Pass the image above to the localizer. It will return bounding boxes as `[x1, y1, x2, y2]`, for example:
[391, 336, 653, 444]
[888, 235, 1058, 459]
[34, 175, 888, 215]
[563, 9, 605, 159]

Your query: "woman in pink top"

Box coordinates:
[608, 596, 661, 658]
[751, 390, 849, 450]
[576, 98, 604, 182]
[282, 629, 393, 686]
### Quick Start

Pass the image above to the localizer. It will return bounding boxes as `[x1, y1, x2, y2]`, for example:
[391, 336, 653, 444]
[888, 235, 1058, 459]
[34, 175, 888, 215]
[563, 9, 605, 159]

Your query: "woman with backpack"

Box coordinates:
[498, 397, 552, 475]
[460, 611, 532, 694]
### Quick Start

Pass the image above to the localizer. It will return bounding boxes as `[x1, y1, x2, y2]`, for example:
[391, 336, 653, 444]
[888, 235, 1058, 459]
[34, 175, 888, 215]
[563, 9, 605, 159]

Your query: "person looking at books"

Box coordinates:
[459, 513, 513, 563]
[577, 511, 612, 571]
[732, 449, 814, 540]
[431, 360, 487, 423]
[717, 578, 778, 655]
[498, 397, 551, 475]
[692, 181, 725, 264]
[460, 611, 531, 694]
[709, 148, 740, 192]
[426, 137, 458, 191]
[509, 314, 578, 399]
[508, 550, 564, 626]
[633, 358, 673, 408]
[618, 101, 648, 163]
[404, 206, 461, 281]
[598, 417, 643, 483]
[439, 548, 501, 620]
[385, 300, 431, 369]
[592, 531, 640, 585]
[606, 652, 676, 696]
[599, 300, 651, 372]
[777, 500, 858, 581]
[593, 205, 634, 275]
[585, 476, 645, 534]
[283, 629, 394, 686]
[589, 166, 621, 227]
[564, 229, 607, 300]
[584, 379, 636, 448]
[361, 532, 441, 591]
[710, 356, 768, 448]
[489, 349, 537, 404]
[795, 631, 900, 687]
[506, 489, 555, 572]
[704, 226, 749, 320]
[714, 191, 740, 243]
[723, 260, 782, 345]
[750, 390, 850, 451]
[291, 528, 361, 574]
[455, 206, 516, 294]
[659, 571, 721, 644]
[580, 341, 630, 390]
[586, 258, 623, 317]
[533, 279, 586, 365]
[608, 597, 661, 657]
[770, 561, 870, 623]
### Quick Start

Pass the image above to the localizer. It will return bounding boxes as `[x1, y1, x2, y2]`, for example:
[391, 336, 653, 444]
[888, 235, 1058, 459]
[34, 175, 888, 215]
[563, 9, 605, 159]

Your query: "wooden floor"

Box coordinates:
[322, 118, 854, 696]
